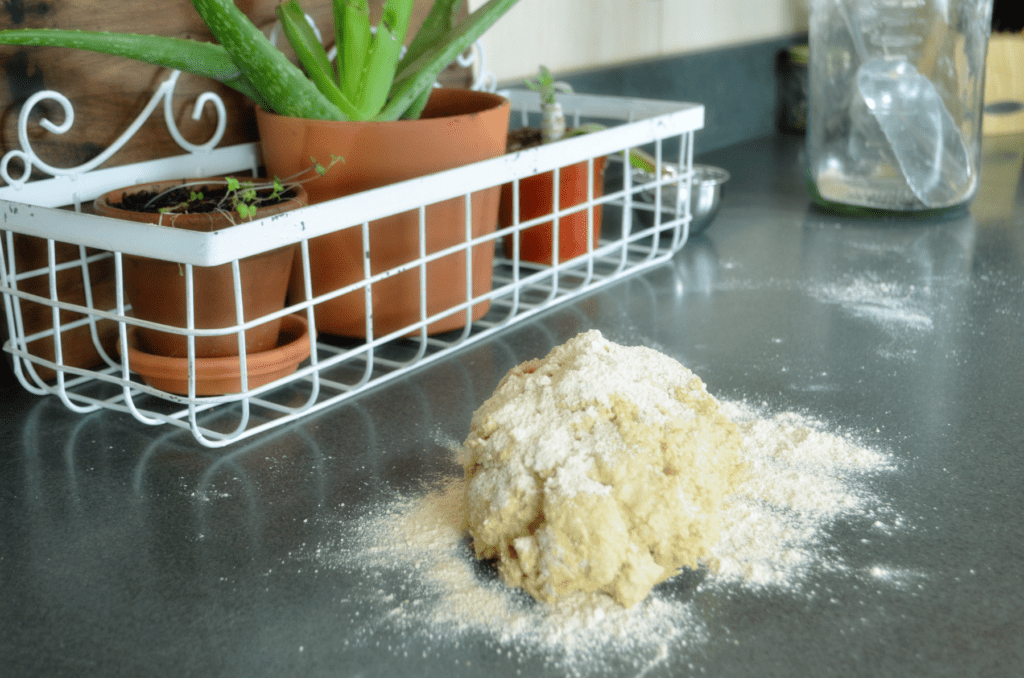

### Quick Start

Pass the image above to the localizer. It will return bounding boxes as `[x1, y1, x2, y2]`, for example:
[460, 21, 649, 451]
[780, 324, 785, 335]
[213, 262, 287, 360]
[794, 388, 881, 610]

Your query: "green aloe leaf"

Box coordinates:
[276, 0, 358, 117]
[354, 0, 413, 120]
[337, 0, 371, 101]
[400, 81, 433, 120]
[0, 29, 267, 106]
[190, 0, 346, 120]
[380, 0, 519, 121]
[398, 0, 463, 73]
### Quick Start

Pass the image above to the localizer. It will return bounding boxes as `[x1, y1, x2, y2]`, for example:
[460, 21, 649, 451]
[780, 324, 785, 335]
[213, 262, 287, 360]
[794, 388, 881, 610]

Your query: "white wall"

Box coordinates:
[471, 0, 809, 83]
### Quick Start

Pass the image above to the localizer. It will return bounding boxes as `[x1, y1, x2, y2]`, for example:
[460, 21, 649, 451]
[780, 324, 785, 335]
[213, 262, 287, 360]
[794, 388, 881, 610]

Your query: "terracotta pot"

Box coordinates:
[122, 313, 311, 396]
[500, 155, 607, 265]
[256, 88, 511, 338]
[94, 178, 308, 359]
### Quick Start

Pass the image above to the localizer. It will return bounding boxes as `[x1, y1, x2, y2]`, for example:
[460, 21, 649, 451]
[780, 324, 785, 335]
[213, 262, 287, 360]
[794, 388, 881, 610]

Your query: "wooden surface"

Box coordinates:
[0, 1, 472, 176]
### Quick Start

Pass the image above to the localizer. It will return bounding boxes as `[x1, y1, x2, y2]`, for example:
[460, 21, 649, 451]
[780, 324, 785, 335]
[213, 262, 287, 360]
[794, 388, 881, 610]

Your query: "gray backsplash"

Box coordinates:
[504, 35, 807, 157]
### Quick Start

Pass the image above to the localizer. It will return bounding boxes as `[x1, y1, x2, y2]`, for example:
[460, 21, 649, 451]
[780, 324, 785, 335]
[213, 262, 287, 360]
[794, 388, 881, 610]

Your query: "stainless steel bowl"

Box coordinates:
[633, 163, 730, 236]
[688, 165, 730, 234]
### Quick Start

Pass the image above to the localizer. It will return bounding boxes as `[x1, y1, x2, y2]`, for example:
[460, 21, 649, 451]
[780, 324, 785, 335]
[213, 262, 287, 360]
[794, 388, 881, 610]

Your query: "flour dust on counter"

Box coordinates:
[307, 480, 710, 676]
[808, 273, 941, 360]
[299, 336, 903, 675]
[710, 269, 957, 364]
[710, 215, 976, 359]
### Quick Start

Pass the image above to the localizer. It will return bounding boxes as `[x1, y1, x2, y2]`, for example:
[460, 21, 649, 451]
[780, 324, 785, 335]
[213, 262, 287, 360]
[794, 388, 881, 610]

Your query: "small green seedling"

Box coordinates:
[525, 65, 574, 143]
[523, 67, 668, 178]
[153, 155, 343, 223]
[525, 65, 574, 107]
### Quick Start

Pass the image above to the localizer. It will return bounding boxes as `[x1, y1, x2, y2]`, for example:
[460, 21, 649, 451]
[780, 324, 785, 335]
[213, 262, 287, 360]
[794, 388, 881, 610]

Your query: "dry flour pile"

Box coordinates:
[710, 401, 895, 587]
[317, 479, 712, 674]
[306, 332, 898, 671]
[461, 330, 744, 607]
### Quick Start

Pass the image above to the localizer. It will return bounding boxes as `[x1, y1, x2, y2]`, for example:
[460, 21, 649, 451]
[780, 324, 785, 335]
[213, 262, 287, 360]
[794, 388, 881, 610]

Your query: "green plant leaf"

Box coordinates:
[380, 0, 520, 121]
[396, 0, 458, 119]
[398, 0, 463, 73]
[337, 0, 371, 100]
[309, 154, 344, 178]
[190, 0, 347, 120]
[622, 146, 660, 174]
[0, 29, 268, 106]
[400, 82, 433, 120]
[525, 65, 572, 106]
[277, 0, 355, 115]
[354, 0, 413, 120]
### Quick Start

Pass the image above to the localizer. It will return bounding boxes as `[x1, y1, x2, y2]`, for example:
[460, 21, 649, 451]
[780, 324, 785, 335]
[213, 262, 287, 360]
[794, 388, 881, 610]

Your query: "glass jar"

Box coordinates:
[807, 0, 994, 214]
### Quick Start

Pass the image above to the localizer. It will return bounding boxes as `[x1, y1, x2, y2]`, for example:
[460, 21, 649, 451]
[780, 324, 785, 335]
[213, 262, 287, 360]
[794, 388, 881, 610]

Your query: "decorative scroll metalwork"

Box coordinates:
[458, 41, 497, 92]
[0, 70, 227, 190]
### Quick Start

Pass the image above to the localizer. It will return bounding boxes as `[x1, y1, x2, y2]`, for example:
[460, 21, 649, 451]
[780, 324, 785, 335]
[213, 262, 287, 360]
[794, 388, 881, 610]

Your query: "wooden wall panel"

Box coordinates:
[0, 1, 472, 175]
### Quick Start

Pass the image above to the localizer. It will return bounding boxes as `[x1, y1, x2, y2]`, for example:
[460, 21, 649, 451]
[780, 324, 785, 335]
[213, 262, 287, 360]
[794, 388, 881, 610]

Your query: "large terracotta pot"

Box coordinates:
[94, 178, 307, 360]
[500, 156, 607, 265]
[256, 88, 511, 338]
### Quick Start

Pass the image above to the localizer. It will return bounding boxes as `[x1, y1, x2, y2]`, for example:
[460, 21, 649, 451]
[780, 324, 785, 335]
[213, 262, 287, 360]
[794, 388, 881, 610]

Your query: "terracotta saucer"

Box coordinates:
[122, 314, 312, 396]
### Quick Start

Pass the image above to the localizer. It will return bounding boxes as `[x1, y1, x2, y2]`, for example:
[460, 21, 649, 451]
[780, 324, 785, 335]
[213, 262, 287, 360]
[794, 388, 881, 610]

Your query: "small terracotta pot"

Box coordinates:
[500, 155, 607, 265]
[122, 313, 311, 396]
[256, 88, 511, 338]
[94, 178, 307, 359]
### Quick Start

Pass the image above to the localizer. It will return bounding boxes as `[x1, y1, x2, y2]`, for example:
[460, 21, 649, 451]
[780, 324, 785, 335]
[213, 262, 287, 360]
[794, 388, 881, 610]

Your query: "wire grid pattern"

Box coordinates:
[0, 90, 704, 447]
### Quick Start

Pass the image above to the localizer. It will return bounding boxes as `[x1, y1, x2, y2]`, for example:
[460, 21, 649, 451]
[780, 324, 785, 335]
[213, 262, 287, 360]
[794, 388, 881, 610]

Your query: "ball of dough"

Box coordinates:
[460, 330, 743, 608]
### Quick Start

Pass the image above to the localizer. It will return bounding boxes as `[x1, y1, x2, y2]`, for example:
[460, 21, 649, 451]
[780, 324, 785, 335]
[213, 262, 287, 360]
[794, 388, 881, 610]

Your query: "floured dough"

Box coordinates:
[460, 330, 744, 608]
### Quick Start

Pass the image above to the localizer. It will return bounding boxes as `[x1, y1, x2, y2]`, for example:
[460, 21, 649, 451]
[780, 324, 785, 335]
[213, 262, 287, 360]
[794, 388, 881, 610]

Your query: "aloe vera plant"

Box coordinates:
[0, 0, 518, 122]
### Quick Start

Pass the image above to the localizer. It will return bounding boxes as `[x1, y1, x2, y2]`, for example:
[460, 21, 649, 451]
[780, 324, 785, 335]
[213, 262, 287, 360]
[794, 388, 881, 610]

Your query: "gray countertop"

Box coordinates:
[2, 133, 1023, 677]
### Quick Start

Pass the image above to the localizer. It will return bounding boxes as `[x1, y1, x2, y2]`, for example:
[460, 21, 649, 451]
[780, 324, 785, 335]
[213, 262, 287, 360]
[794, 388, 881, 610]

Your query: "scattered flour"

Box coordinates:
[712, 273, 945, 359]
[709, 401, 894, 587]
[808, 274, 935, 335]
[313, 480, 710, 675]
[305, 337, 901, 673]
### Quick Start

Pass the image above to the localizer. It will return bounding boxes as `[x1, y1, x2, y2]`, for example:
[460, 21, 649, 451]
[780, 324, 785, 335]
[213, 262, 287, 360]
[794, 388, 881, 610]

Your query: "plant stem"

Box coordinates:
[541, 102, 566, 143]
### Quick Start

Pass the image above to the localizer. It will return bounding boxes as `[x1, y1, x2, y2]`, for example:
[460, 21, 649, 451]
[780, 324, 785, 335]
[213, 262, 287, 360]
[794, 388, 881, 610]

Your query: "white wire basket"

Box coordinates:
[0, 80, 704, 447]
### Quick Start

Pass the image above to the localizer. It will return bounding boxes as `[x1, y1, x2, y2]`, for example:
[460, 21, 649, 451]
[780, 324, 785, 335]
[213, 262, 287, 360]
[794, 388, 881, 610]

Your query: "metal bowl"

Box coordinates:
[687, 165, 730, 234]
[633, 163, 730, 236]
